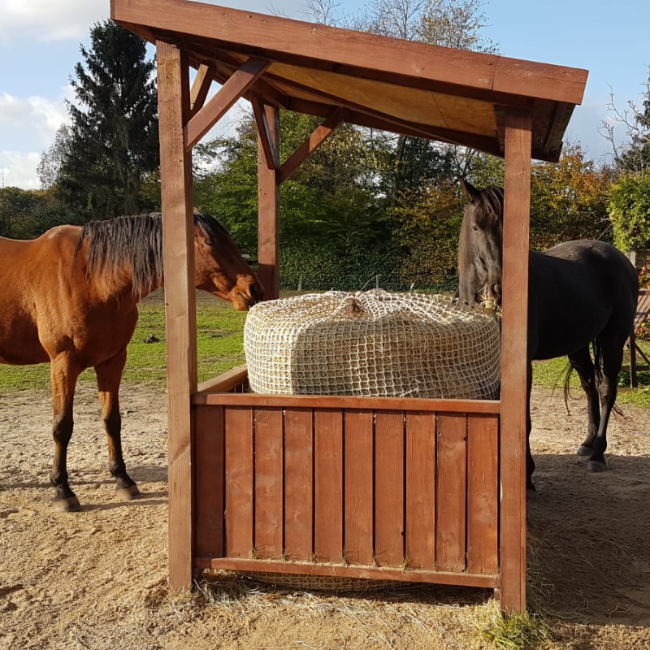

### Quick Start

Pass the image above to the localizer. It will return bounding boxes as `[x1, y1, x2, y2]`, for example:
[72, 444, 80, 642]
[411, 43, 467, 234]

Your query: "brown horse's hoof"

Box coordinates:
[577, 445, 593, 457]
[117, 484, 141, 500]
[54, 496, 81, 512]
[587, 460, 607, 473]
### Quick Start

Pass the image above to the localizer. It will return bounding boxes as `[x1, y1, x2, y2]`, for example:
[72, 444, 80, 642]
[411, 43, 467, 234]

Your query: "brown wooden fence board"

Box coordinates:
[344, 410, 374, 565]
[225, 406, 254, 558]
[254, 407, 284, 559]
[314, 409, 344, 562]
[374, 411, 405, 567]
[405, 412, 436, 569]
[467, 414, 499, 574]
[436, 413, 468, 572]
[195, 405, 225, 558]
[284, 408, 314, 560]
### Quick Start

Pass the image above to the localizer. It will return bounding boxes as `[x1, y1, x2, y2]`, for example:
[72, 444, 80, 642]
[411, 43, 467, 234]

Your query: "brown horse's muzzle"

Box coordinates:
[231, 279, 264, 311]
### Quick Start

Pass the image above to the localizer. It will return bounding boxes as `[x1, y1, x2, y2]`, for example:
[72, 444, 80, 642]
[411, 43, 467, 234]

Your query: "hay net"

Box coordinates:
[244, 289, 501, 400]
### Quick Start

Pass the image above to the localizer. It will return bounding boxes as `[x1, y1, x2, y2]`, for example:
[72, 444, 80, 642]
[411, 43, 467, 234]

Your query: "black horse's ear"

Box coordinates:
[460, 178, 481, 203]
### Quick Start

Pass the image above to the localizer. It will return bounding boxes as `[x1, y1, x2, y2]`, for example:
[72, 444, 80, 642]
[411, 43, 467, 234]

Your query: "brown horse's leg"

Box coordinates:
[567, 347, 601, 457]
[49, 354, 82, 512]
[95, 350, 140, 499]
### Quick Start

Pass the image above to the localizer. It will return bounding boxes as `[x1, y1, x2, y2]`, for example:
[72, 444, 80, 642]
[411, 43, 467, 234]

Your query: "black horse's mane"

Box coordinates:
[476, 185, 505, 224]
[76, 211, 228, 297]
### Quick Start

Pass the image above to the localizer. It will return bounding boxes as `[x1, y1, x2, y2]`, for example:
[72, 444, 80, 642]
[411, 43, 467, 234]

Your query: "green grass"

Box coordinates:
[0, 290, 248, 393]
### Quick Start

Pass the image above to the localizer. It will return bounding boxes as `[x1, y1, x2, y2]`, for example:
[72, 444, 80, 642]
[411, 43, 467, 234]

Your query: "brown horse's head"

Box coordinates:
[458, 179, 504, 306]
[193, 213, 264, 311]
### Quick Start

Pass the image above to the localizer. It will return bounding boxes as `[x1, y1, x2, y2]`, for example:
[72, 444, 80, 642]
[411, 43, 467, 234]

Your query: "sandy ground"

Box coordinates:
[1, 383, 650, 649]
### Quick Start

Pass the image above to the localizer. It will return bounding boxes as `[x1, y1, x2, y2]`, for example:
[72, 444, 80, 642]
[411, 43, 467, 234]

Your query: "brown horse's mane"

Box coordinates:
[76, 211, 229, 297]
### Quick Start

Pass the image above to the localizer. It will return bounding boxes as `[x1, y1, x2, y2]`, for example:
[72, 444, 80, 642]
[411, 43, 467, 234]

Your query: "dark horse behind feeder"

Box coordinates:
[0, 212, 263, 511]
[457, 179, 639, 492]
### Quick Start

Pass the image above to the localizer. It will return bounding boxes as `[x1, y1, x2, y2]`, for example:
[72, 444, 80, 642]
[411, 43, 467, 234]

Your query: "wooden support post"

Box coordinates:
[257, 102, 280, 300]
[499, 108, 532, 613]
[156, 40, 198, 593]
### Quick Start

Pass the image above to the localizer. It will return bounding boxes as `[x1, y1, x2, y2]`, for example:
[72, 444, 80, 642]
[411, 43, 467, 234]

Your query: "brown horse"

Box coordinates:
[0, 212, 263, 511]
[457, 180, 639, 492]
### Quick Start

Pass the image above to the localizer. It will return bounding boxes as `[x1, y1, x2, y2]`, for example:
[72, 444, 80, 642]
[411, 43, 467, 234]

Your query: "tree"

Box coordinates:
[608, 170, 650, 251]
[602, 68, 650, 174]
[57, 20, 159, 220]
[37, 125, 72, 190]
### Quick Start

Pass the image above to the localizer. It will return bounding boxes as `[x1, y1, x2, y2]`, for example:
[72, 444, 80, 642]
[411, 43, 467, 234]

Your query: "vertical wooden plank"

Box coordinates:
[467, 415, 499, 575]
[254, 407, 284, 559]
[195, 405, 225, 558]
[157, 41, 196, 593]
[436, 413, 467, 572]
[344, 410, 374, 565]
[225, 406, 254, 558]
[500, 108, 532, 613]
[314, 409, 343, 562]
[257, 102, 280, 300]
[374, 411, 405, 568]
[405, 413, 436, 570]
[284, 408, 313, 560]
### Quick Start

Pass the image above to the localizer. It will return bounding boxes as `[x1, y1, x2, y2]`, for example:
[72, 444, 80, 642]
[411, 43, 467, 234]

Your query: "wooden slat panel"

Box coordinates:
[254, 407, 283, 559]
[156, 41, 197, 593]
[436, 414, 468, 572]
[195, 391, 500, 414]
[374, 411, 405, 568]
[196, 557, 498, 588]
[467, 415, 499, 575]
[225, 406, 254, 558]
[405, 413, 436, 570]
[195, 405, 225, 558]
[314, 409, 343, 562]
[344, 410, 374, 565]
[500, 108, 532, 612]
[284, 408, 313, 561]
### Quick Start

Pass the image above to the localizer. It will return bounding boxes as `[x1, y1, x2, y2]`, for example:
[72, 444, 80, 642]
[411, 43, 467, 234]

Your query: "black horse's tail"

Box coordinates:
[563, 339, 603, 413]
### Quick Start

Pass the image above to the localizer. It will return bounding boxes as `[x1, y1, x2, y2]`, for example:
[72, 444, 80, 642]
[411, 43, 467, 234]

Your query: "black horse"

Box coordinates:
[457, 179, 639, 491]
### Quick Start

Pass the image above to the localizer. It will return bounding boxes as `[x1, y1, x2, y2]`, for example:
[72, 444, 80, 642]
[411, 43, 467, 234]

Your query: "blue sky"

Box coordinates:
[0, 0, 648, 189]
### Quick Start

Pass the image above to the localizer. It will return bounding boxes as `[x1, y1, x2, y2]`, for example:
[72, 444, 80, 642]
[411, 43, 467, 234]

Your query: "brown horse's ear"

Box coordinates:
[460, 178, 481, 204]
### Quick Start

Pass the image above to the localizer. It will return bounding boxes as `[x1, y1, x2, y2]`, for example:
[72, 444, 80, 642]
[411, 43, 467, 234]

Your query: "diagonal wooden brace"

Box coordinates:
[278, 107, 349, 184]
[184, 57, 270, 151]
[189, 64, 213, 117]
[251, 94, 279, 170]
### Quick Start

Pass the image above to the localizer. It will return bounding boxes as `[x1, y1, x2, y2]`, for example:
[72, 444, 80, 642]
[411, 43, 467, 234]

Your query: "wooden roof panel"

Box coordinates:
[112, 0, 589, 161]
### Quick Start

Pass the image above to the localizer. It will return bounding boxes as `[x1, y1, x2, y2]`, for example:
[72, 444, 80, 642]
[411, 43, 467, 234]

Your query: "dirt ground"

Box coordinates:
[1, 383, 650, 649]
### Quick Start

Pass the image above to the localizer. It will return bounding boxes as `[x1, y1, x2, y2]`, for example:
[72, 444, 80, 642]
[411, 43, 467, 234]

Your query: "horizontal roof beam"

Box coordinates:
[112, 0, 588, 106]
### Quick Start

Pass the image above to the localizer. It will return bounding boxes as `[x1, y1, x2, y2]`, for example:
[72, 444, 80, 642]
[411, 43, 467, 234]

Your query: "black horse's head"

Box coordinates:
[457, 179, 505, 307]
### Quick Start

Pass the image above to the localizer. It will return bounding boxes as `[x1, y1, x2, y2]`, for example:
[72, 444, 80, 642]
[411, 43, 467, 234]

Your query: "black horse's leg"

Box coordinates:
[95, 350, 140, 499]
[49, 353, 82, 512]
[526, 360, 536, 493]
[588, 337, 625, 473]
[567, 346, 601, 457]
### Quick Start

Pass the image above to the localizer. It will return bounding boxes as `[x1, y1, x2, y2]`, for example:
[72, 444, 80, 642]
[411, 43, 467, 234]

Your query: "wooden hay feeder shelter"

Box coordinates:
[112, 0, 588, 612]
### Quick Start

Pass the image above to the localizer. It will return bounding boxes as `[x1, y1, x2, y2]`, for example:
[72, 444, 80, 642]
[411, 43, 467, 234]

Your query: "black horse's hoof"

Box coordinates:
[117, 484, 141, 500]
[54, 496, 81, 512]
[587, 460, 607, 473]
[577, 445, 593, 457]
[526, 487, 538, 501]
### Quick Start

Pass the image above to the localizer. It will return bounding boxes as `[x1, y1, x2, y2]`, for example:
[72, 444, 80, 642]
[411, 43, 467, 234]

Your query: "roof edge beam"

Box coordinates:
[184, 57, 270, 151]
[278, 107, 349, 184]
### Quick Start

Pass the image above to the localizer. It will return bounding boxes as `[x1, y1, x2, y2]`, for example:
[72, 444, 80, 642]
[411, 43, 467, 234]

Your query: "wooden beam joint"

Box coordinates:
[184, 57, 270, 151]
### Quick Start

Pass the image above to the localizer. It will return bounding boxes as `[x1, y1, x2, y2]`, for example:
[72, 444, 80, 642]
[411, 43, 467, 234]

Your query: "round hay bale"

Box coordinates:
[244, 289, 500, 400]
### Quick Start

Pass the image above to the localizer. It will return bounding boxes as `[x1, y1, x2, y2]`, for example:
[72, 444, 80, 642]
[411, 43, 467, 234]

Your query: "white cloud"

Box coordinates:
[0, 0, 107, 42]
[0, 151, 42, 189]
[0, 90, 71, 148]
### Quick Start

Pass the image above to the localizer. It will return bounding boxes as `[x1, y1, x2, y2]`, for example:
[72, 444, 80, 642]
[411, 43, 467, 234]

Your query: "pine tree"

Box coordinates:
[58, 20, 159, 220]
